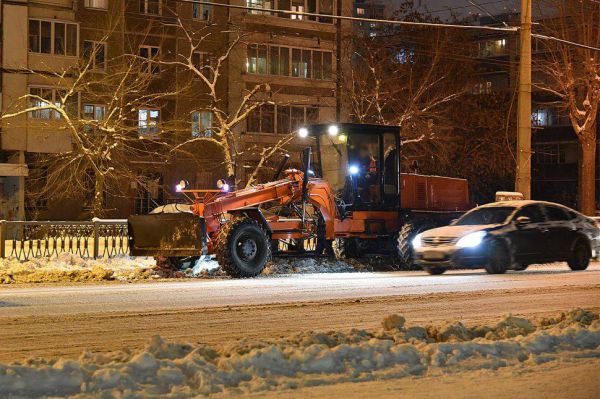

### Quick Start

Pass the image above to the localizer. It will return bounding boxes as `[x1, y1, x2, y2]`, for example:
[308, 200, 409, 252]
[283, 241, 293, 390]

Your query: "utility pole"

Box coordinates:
[516, 0, 532, 198]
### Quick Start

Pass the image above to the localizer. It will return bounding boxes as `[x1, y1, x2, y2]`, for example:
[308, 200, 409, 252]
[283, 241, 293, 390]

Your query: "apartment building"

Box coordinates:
[0, 0, 352, 220]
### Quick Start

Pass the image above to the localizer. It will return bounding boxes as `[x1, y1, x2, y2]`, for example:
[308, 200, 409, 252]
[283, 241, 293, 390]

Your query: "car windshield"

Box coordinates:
[455, 207, 516, 226]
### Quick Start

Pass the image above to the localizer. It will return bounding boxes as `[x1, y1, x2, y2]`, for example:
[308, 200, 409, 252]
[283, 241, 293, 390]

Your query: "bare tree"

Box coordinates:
[535, 0, 600, 215]
[341, 6, 474, 146]
[1, 48, 178, 217]
[164, 19, 294, 188]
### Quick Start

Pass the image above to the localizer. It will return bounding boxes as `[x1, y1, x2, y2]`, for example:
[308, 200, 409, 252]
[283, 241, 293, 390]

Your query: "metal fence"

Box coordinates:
[0, 219, 128, 260]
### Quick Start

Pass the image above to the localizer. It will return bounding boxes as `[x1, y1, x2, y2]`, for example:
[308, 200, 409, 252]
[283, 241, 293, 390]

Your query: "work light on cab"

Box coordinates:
[328, 125, 339, 136]
[298, 127, 309, 138]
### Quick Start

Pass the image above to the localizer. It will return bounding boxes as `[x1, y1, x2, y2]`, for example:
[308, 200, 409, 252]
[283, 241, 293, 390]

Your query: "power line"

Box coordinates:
[176, 0, 518, 32]
[532, 33, 600, 52]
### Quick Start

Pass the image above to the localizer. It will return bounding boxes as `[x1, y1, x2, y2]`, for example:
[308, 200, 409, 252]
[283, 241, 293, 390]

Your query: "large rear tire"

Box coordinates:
[567, 240, 591, 271]
[397, 221, 435, 270]
[484, 240, 510, 274]
[215, 217, 271, 278]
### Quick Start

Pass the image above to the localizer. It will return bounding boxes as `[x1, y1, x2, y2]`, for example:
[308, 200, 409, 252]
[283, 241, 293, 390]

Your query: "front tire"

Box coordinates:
[567, 240, 591, 271]
[485, 240, 510, 274]
[215, 217, 271, 278]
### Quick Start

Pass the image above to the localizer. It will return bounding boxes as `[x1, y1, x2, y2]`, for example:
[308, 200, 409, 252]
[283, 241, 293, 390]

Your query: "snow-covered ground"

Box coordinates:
[0, 254, 156, 284]
[0, 309, 598, 398]
[0, 255, 361, 284]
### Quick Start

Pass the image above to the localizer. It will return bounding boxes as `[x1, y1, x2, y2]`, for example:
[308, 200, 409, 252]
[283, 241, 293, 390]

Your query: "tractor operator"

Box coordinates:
[356, 143, 378, 203]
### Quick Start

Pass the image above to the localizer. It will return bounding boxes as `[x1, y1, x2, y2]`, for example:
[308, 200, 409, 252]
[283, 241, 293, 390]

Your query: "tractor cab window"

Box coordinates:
[316, 127, 399, 210]
[347, 133, 380, 205]
[318, 133, 348, 192]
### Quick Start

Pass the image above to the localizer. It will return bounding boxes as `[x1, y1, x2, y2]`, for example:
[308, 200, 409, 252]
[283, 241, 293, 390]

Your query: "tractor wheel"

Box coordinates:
[334, 238, 361, 259]
[215, 217, 271, 278]
[397, 221, 435, 270]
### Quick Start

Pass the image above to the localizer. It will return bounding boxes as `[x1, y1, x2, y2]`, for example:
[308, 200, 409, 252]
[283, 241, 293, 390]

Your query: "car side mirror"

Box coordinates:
[515, 216, 531, 227]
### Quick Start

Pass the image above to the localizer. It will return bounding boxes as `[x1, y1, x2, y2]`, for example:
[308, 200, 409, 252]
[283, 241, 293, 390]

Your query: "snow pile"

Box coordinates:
[263, 257, 357, 275]
[1, 309, 598, 398]
[0, 254, 155, 284]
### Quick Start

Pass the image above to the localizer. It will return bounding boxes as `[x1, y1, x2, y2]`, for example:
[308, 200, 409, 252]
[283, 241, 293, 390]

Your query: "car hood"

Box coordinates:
[420, 224, 499, 239]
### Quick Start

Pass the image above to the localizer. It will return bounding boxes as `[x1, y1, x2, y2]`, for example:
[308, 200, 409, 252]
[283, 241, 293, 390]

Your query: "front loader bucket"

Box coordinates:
[128, 213, 205, 257]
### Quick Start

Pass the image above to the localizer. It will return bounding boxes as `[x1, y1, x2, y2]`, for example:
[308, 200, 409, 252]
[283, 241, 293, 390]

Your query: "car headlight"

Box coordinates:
[456, 231, 486, 248]
[412, 233, 423, 249]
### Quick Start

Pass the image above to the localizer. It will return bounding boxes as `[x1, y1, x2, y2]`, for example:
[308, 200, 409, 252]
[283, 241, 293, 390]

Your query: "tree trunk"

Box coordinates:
[221, 138, 236, 189]
[579, 135, 597, 216]
[93, 174, 105, 218]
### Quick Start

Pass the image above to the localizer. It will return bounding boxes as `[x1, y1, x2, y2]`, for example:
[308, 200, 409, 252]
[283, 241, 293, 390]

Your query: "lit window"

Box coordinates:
[246, 44, 267, 74]
[83, 104, 106, 120]
[247, 44, 332, 80]
[247, 0, 272, 15]
[192, 111, 213, 137]
[356, 7, 365, 15]
[84, 0, 108, 10]
[138, 109, 160, 134]
[28, 87, 78, 119]
[531, 108, 553, 127]
[28, 19, 78, 56]
[473, 81, 492, 95]
[139, 45, 160, 74]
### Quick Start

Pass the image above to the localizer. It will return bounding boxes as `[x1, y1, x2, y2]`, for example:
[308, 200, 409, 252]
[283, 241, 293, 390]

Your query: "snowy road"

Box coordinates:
[1, 262, 599, 362]
[0, 263, 599, 317]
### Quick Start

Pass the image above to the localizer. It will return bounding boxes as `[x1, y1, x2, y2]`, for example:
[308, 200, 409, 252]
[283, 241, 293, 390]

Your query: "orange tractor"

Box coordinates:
[128, 124, 470, 277]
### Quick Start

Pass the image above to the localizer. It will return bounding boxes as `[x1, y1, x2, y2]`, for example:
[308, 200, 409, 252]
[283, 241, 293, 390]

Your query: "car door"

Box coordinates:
[542, 205, 576, 260]
[509, 204, 547, 262]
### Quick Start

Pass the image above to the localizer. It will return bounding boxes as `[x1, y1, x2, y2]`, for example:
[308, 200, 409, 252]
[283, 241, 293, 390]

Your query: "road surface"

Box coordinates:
[1, 263, 599, 363]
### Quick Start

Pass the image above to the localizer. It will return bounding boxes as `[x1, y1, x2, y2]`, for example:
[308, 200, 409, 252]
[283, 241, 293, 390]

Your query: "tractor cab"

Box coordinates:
[300, 123, 401, 212]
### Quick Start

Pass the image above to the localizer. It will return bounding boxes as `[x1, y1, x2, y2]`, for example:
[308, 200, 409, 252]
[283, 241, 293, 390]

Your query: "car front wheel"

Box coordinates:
[567, 240, 591, 271]
[485, 240, 510, 274]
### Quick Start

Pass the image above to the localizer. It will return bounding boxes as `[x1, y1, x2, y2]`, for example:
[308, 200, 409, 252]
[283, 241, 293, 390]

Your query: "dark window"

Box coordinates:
[277, 105, 290, 134]
[545, 205, 570, 221]
[54, 22, 65, 55]
[41, 21, 52, 54]
[28, 20, 40, 52]
[514, 205, 546, 223]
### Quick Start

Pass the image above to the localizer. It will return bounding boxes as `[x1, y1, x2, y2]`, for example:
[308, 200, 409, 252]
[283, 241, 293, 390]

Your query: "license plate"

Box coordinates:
[423, 251, 445, 261]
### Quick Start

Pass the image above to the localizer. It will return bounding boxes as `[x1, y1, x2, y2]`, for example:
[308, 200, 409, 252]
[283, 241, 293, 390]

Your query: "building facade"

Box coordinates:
[0, 0, 352, 220]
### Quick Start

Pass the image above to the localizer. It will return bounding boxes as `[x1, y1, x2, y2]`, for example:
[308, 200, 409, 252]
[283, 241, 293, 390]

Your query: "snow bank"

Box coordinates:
[1, 309, 598, 398]
[263, 258, 357, 275]
[0, 254, 155, 284]
[0, 254, 360, 284]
